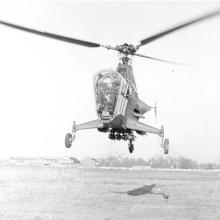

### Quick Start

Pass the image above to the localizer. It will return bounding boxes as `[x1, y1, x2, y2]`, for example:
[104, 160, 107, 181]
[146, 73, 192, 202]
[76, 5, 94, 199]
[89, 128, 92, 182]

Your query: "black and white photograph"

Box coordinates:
[0, 1, 220, 219]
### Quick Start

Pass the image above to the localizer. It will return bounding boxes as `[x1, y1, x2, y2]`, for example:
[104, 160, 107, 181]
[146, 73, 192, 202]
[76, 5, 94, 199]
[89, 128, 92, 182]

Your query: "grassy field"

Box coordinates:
[0, 166, 220, 220]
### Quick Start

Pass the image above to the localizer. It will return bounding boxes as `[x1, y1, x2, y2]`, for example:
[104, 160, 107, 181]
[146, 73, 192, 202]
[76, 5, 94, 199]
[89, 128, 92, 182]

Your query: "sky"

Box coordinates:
[0, 1, 220, 162]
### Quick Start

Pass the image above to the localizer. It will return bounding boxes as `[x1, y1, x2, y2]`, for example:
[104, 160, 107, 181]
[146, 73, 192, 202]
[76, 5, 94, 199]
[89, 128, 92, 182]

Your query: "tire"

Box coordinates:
[164, 138, 169, 154]
[65, 133, 73, 148]
[129, 144, 134, 153]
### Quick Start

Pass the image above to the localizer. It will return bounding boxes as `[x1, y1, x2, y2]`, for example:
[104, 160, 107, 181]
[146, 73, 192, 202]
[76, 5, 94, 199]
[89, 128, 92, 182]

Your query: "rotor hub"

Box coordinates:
[116, 43, 138, 64]
[116, 43, 137, 56]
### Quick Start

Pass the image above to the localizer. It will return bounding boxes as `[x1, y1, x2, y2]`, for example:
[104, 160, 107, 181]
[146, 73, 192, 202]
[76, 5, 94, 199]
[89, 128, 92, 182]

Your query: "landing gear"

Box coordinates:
[108, 129, 135, 153]
[65, 121, 76, 148]
[160, 126, 169, 155]
[128, 143, 134, 153]
[127, 133, 135, 154]
[65, 133, 73, 148]
[161, 138, 169, 154]
[163, 138, 169, 155]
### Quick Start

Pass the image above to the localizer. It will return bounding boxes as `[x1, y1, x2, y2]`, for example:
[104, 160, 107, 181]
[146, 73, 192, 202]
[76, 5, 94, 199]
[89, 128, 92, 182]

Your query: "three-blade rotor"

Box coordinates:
[0, 8, 220, 64]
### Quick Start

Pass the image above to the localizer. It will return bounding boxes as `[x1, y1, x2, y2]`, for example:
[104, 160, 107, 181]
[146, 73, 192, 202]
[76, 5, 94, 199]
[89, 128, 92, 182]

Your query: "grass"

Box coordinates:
[0, 165, 220, 219]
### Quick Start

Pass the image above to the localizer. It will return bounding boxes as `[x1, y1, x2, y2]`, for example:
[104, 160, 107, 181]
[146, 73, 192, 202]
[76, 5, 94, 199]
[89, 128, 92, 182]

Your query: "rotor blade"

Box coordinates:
[153, 102, 157, 120]
[139, 9, 220, 46]
[135, 53, 188, 65]
[0, 20, 100, 47]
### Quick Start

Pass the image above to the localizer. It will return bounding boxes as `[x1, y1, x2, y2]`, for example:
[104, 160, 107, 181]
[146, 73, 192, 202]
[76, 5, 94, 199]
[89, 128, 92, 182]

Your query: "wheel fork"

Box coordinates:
[71, 121, 76, 140]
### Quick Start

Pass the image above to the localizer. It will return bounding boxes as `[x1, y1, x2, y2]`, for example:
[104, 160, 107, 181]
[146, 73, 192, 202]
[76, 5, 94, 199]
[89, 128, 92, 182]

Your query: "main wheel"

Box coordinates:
[65, 133, 73, 148]
[128, 144, 134, 153]
[163, 138, 169, 154]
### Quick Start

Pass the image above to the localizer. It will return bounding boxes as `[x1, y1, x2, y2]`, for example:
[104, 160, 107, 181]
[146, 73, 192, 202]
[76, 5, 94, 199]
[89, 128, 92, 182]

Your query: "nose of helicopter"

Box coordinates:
[100, 110, 112, 122]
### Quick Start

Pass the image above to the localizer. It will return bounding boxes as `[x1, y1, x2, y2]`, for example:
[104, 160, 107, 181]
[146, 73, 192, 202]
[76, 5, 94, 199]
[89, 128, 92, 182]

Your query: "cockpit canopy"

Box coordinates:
[94, 69, 131, 122]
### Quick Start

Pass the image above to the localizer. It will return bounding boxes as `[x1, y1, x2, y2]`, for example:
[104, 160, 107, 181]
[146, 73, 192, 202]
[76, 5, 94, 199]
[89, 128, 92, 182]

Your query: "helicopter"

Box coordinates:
[0, 9, 219, 154]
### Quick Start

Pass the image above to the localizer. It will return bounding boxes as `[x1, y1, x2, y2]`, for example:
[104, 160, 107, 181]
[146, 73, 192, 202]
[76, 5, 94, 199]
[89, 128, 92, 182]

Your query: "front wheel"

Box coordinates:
[128, 144, 134, 153]
[65, 133, 73, 148]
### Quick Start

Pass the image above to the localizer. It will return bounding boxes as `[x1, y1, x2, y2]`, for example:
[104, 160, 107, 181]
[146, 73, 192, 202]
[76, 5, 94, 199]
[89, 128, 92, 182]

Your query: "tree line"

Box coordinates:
[96, 155, 220, 170]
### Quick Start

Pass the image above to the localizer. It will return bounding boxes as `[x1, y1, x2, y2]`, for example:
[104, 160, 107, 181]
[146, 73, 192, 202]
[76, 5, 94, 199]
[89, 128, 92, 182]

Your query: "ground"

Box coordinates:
[0, 166, 220, 220]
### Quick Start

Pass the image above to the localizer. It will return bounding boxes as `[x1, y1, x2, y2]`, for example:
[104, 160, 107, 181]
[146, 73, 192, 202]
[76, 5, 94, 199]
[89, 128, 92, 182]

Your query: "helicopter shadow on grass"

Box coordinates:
[111, 184, 169, 199]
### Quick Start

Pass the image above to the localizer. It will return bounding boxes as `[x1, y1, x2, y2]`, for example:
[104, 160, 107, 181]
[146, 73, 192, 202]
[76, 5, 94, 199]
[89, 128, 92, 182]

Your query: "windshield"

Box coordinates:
[100, 76, 120, 108]
[94, 71, 121, 117]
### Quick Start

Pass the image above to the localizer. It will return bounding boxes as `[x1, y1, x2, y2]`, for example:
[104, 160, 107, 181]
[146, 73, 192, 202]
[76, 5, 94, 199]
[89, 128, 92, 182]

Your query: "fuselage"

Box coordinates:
[94, 64, 140, 131]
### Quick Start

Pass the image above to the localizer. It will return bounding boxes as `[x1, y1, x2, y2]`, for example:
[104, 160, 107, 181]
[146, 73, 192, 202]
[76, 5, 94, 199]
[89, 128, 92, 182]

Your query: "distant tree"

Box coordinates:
[199, 163, 213, 170]
[122, 157, 133, 167]
[98, 156, 121, 167]
[177, 156, 198, 169]
[149, 155, 170, 168]
[131, 158, 149, 166]
[97, 155, 204, 170]
[167, 157, 178, 168]
[214, 163, 220, 169]
[98, 156, 150, 168]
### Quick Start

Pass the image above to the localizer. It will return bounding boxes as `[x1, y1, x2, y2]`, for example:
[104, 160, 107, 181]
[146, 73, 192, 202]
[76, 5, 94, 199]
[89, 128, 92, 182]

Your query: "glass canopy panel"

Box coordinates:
[94, 72, 122, 117]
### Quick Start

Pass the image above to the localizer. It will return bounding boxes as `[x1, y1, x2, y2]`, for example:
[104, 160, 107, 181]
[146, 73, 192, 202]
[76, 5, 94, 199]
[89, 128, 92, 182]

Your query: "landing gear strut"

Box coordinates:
[127, 133, 135, 154]
[160, 126, 169, 155]
[65, 121, 76, 148]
